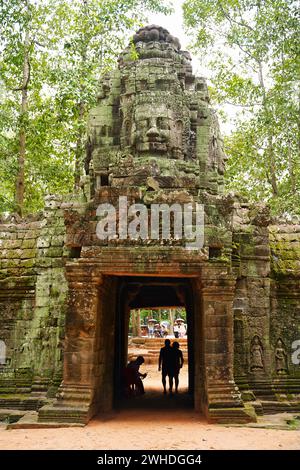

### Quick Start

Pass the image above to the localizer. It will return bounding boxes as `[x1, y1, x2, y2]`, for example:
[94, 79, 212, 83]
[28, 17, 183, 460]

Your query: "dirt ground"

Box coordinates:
[0, 365, 299, 450]
[1, 411, 300, 450]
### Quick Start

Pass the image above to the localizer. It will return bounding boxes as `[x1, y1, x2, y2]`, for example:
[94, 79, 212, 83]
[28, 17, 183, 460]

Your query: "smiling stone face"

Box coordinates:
[127, 103, 183, 159]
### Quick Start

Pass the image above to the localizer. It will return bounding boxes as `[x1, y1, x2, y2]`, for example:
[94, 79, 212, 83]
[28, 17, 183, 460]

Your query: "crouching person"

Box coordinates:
[124, 356, 147, 396]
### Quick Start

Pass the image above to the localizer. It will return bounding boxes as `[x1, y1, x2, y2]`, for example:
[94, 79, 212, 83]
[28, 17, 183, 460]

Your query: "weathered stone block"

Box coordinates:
[20, 249, 37, 259]
[37, 237, 51, 248]
[24, 230, 39, 239]
[20, 259, 35, 269]
[35, 296, 50, 308]
[7, 249, 23, 259]
[21, 239, 36, 249]
[51, 236, 65, 247]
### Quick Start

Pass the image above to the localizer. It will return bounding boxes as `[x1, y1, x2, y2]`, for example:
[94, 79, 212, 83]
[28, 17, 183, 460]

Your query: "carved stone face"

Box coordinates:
[129, 103, 183, 158]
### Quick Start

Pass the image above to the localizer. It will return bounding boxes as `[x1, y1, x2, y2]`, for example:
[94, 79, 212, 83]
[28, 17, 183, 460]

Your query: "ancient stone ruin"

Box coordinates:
[0, 25, 300, 426]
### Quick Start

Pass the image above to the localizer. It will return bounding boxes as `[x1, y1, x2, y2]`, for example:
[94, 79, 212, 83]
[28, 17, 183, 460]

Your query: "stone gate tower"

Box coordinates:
[0, 26, 300, 426]
[85, 25, 226, 196]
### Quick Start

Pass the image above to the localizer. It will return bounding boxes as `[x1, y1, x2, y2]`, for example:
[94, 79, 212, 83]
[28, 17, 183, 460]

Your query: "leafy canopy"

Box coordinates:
[183, 0, 300, 215]
[0, 0, 172, 214]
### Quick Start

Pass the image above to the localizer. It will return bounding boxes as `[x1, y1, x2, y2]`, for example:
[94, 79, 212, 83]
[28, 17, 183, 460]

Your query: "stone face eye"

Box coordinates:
[157, 117, 170, 130]
[137, 119, 147, 129]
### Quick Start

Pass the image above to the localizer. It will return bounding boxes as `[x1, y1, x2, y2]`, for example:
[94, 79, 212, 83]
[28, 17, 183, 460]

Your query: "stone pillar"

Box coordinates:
[38, 263, 103, 424]
[198, 266, 256, 423]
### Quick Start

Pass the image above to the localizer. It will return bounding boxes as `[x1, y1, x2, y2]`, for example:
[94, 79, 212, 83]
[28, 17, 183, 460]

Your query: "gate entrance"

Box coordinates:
[39, 251, 253, 425]
[114, 277, 195, 409]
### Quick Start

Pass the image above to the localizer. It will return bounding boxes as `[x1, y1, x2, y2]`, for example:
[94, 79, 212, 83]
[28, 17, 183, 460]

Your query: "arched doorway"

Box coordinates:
[114, 277, 196, 409]
[38, 252, 255, 425]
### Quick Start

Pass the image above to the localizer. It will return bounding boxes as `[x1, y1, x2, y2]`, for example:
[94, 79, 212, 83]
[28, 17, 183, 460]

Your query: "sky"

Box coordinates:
[146, 0, 207, 77]
[148, 1, 189, 49]
[146, 1, 237, 134]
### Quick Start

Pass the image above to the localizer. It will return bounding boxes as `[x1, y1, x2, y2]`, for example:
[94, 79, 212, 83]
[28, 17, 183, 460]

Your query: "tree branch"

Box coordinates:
[218, 1, 256, 33]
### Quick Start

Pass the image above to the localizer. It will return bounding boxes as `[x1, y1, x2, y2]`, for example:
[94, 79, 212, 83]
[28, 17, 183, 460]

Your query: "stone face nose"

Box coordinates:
[146, 126, 160, 138]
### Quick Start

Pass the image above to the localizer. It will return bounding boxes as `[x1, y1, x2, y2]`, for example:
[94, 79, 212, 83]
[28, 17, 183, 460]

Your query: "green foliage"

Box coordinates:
[0, 0, 171, 214]
[183, 0, 300, 215]
[129, 308, 186, 331]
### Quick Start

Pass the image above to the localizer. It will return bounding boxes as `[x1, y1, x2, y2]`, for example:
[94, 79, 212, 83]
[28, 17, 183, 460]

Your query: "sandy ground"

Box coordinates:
[1, 412, 300, 450]
[0, 366, 299, 450]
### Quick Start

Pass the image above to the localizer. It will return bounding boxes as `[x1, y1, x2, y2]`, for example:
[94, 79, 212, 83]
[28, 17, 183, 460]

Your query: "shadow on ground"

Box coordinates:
[117, 389, 193, 410]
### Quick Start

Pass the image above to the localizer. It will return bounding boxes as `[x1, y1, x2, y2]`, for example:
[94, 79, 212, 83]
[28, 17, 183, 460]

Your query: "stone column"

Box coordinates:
[198, 266, 256, 423]
[38, 262, 103, 424]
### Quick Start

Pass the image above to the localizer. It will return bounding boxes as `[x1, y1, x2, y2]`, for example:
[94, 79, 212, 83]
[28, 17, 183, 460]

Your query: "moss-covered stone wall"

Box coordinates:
[0, 195, 72, 398]
[269, 223, 300, 382]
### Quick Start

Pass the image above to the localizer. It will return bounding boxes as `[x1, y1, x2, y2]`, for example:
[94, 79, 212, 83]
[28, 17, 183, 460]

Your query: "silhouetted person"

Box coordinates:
[125, 356, 147, 395]
[158, 339, 173, 394]
[169, 341, 184, 393]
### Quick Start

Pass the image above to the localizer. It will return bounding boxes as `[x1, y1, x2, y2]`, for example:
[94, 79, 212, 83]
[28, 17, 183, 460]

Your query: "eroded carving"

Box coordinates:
[275, 338, 288, 375]
[250, 335, 264, 372]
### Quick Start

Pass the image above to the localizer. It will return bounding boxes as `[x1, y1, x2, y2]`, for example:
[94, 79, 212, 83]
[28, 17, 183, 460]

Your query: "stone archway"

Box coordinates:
[113, 276, 196, 407]
[38, 248, 255, 425]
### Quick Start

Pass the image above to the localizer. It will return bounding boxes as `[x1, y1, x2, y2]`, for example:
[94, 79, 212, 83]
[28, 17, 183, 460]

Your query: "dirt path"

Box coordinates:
[0, 366, 299, 450]
[0, 410, 300, 450]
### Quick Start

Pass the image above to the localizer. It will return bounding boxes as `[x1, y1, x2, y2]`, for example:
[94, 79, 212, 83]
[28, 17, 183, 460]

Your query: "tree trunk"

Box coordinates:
[137, 309, 141, 336]
[288, 136, 296, 193]
[258, 61, 278, 196]
[268, 134, 278, 196]
[158, 308, 162, 322]
[131, 310, 137, 337]
[74, 99, 85, 189]
[15, 32, 30, 215]
[74, 0, 89, 190]
[169, 308, 174, 335]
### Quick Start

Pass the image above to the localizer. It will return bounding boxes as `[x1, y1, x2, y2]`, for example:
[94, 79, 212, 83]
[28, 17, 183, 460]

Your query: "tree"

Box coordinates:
[0, 0, 172, 215]
[0, 0, 74, 214]
[183, 0, 300, 215]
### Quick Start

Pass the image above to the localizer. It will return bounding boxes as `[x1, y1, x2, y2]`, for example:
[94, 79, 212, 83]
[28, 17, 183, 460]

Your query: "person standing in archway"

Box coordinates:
[170, 341, 184, 393]
[158, 339, 173, 394]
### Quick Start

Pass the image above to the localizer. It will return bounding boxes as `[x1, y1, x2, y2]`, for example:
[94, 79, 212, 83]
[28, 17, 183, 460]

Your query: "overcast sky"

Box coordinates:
[147, 1, 237, 134]
[148, 1, 189, 49]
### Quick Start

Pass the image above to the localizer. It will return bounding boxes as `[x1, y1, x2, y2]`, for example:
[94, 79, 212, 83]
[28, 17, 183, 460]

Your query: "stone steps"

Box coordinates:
[0, 396, 45, 411]
[208, 404, 257, 424]
[130, 338, 187, 346]
[261, 400, 300, 414]
[38, 404, 88, 425]
[7, 411, 84, 429]
[128, 337, 188, 365]
[128, 353, 188, 365]
[0, 409, 26, 424]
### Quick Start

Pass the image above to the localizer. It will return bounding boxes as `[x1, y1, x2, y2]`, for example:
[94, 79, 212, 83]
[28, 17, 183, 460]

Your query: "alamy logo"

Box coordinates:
[96, 196, 204, 250]
[291, 340, 300, 365]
